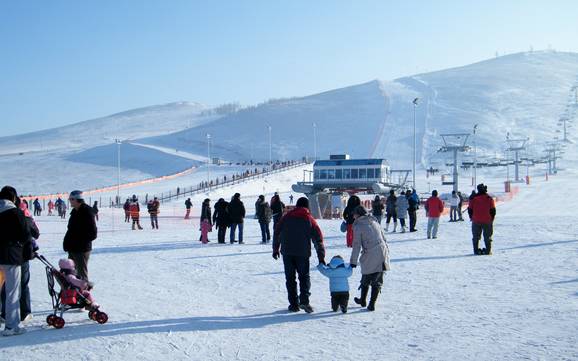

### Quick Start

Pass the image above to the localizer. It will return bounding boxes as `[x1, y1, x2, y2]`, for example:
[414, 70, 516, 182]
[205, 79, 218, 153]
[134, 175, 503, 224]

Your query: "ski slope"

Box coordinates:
[0, 164, 576, 361]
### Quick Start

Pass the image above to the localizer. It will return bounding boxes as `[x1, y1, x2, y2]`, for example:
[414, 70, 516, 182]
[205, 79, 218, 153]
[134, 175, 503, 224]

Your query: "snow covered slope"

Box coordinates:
[139, 51, 578, 170]
[0, 101, 216, 154]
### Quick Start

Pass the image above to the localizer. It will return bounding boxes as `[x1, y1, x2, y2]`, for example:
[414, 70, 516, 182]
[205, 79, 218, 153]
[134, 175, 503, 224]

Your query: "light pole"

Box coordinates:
[473, 124, 478, 187]
[207, 133, 211, 194]
[313, 122, 317, 161]
[412, 98, 419, 189]
[268, 125, 272, 171]
[115, 138, 121, 205]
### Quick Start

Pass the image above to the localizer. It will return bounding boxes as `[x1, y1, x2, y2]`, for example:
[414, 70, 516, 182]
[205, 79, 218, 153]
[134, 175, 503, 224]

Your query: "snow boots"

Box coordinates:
[354, 286, 369, 307]
[367, 287, 381, 311]
[299, 303, 314, 313]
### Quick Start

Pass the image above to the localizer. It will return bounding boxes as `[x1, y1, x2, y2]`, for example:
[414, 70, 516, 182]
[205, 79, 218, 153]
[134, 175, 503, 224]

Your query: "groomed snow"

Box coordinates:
[1, 165, 577, 361]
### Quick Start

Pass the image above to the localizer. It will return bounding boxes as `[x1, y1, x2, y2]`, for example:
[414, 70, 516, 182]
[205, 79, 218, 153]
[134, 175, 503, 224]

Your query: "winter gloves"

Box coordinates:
[272, 251, 280, 260]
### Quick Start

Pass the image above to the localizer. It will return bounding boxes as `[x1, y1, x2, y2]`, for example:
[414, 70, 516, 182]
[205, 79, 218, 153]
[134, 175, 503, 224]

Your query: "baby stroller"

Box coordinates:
[36, 254, 109, 329]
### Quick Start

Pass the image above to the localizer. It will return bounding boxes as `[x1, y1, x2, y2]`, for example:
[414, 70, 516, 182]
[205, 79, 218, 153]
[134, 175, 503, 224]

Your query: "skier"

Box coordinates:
[350, 206, 390, 311]
[129, 195, 143, 230]
[270, 192, 285, 229]
[228, 193, 245, 244]
[468, 184, 496, 255]
[289, 194, 294, 205]
[371, 195, 384, 224]
[256, 195, 272, 244]
[212, 198, 230, 244]
[272, 197, 325, 313]
[199, 199, 212, 244]
[184, 198, 192, 219]
[407, 190, 418, 232]
[317, 255, 353, 313]
[385, 190, 397, 232]
[449, 191, 459, 222]
[147, 197, 160, 229]
[92, 201, 99, 222]
[425, 190, 444, 239]
[123, 198, 131, 223]
[395, 191, 409, 233]
[343, 195, 361, 248]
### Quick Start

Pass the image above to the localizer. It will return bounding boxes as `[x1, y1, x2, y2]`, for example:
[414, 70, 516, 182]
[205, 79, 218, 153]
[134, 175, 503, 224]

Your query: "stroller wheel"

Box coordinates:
[53, 316, 65, 329]
[46, 314, 57, 326]
[95, 312, 108, 324]
[88, 310, 96, 320]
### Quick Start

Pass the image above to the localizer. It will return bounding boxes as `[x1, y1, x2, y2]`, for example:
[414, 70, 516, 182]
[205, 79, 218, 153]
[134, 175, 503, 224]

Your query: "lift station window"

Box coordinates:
[359, 169, 367, 179]
[367, 168, 375, 178]
[351, 169, 358, 178]
[335, 169, 343, 179]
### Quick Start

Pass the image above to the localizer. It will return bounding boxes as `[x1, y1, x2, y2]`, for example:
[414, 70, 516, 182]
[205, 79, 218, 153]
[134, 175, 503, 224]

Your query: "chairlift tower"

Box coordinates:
[544, 142, 561, 175]
[506, 137, 529, 183]
[438, 133, 471, 192]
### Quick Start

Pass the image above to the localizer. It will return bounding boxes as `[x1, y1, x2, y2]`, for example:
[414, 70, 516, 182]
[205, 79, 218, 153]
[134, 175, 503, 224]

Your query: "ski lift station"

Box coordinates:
[293, 154, 410, 218]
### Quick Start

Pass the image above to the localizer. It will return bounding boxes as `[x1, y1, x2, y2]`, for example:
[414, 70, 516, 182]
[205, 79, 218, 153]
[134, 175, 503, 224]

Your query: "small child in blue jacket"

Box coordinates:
[317, 255, 353, 313]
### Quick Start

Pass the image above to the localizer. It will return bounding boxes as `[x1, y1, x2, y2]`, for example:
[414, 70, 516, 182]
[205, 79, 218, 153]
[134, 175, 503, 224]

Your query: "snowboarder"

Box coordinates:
[184, 198, 192, 219]
[256, 195, 272, 244]
[228, 193, 246, 244]
[468, 184, 496, 255]
[273, 197, 325, 313]
[350, 206, 390, 312]
[396, 191, 409, 233]
[199, 199, 212, 244]
[343, 195, 361, 248]
[63, 190, 97, 282]
[129, 195, 143, 230]
[317, 255, 353, 313]
[212, 198, 230, 244]
[425, 190, 444, 239]
[371, 195, 384, 224]
[147, 197, 160, 229]
[385, 190, 397, 232]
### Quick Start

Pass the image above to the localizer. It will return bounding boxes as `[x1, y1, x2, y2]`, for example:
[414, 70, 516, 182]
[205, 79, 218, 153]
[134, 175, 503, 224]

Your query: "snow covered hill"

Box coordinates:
[140, 51, 578, 170]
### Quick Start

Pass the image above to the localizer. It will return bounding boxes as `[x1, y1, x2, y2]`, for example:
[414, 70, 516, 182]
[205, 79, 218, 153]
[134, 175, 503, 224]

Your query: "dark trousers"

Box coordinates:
[360, 272, 384, 288]
[1, 261, 31, 320]
[230, 223, 243, 243]
[273, 213, 282, 229]
[331, 291, 349, 312]
[399, 218, 406, 227]
[386, 212, 397, 224]
[408, 209, 417, 231]
[472, 222, 493, 253]
[282, 255, 310, 306]
[217, 225, 227, 244]
[68, 251, 91, 281]
[259, 222, 270, 243]
[150, 214, 158, 229]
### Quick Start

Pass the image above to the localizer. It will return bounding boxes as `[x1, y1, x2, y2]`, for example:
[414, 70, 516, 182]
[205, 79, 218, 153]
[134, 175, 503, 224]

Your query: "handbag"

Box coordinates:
[340, 221, 347, 233]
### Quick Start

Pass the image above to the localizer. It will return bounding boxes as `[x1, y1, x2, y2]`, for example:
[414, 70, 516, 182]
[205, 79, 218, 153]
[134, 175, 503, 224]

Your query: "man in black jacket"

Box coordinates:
[273, 197, 325, 313]
[0, 186, 31, 336]
[228, 193, 246, 244]
[63, 190, 97, 281]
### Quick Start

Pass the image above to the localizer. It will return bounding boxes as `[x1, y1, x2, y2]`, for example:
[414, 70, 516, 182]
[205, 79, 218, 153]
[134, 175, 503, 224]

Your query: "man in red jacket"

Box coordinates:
[273, 197, 325, 313]
[425, 190, 444, 239]
[468, 184, 496, 255]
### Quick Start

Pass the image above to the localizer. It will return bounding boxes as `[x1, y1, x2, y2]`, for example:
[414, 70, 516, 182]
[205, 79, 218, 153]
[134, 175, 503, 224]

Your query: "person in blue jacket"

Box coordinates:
[317, 255, 353, 313]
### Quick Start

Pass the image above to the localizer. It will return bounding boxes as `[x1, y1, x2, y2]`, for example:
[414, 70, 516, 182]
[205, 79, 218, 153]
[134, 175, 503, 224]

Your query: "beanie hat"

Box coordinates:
[296, 197, 309, 209]
[69, 190, 84, 201]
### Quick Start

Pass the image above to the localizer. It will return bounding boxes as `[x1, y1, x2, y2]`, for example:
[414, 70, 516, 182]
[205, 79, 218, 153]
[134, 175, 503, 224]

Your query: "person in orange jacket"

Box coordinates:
[424, 190, 444, 239]
[468, 184, 496, 255]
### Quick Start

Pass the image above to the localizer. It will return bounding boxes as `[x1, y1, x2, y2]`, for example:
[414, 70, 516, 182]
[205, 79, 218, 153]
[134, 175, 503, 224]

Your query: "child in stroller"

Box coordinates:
[36, 254, 108, 329]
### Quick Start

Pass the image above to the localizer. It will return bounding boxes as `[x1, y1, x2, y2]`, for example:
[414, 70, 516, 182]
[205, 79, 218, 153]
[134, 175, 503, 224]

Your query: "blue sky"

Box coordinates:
[1, 0, 577, 136]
